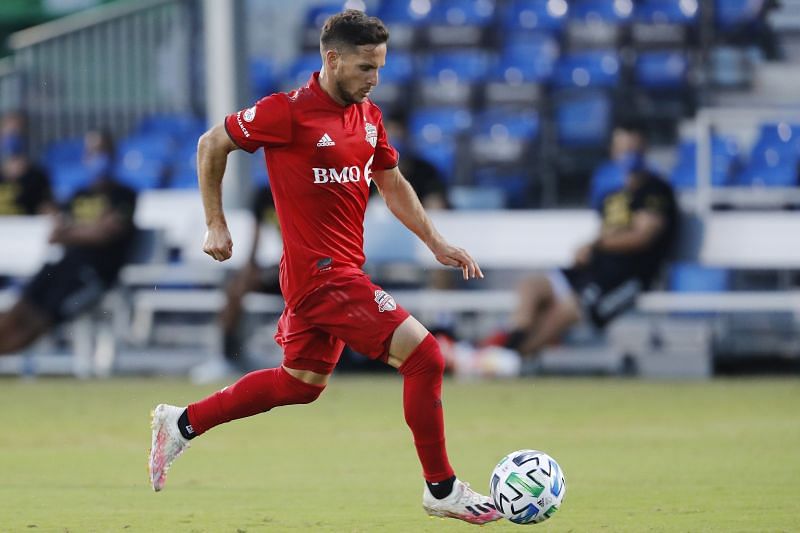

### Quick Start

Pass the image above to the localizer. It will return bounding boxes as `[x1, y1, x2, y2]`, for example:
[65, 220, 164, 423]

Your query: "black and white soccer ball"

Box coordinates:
[489, 449, 566, 525]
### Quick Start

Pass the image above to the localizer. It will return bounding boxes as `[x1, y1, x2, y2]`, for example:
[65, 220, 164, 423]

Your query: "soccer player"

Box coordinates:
[148, 10, 502, 525]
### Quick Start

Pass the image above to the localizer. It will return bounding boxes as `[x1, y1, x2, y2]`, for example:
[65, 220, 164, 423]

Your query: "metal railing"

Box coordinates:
[8, 0, 202, 152]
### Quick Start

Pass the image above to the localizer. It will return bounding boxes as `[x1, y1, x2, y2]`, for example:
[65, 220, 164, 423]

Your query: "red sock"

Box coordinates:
[399, 333, 455, 483]
[187, 367, 324, 436]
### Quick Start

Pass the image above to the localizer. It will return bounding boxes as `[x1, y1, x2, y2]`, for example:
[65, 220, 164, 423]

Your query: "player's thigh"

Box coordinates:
[294, 271, 411, 364]
[274, 307, 345, 376]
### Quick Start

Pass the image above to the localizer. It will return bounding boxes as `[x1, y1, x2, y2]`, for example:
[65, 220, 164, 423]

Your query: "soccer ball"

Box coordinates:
[489, 449, 566, 525]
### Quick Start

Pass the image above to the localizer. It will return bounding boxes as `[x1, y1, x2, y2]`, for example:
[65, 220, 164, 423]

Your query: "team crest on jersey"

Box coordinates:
[243, 105, 256, 122]
[365, 122, 377, 148]
[374, 289, 397, 312]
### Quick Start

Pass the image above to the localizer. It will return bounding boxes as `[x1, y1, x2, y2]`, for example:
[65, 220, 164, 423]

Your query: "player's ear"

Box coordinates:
[323, 48, 339, 72]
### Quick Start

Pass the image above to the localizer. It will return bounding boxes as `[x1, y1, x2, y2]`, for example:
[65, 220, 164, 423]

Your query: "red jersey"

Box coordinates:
[224, 73, 398, 308]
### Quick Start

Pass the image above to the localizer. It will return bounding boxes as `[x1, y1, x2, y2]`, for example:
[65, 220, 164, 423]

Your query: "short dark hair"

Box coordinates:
[320, 10, 389, 51]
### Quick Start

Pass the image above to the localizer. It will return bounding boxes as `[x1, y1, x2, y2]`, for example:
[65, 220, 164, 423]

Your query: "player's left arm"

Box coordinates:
[372, 166, 483, 279]
[595, 208, 665, 253]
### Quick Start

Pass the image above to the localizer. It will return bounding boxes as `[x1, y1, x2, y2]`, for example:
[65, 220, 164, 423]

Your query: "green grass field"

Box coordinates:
[0, 376, 798, 532]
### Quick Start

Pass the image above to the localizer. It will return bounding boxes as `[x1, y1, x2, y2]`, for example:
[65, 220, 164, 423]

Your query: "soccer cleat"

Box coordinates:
[148, 404, 189, 492]
[422, 478, 503, 525]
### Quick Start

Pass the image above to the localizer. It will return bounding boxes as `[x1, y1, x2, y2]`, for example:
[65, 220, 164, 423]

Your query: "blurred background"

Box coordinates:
[0, 0, 799, 381]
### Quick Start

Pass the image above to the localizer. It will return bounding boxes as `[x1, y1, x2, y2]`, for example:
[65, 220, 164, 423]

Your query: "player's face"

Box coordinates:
[331, 43, 386, 105]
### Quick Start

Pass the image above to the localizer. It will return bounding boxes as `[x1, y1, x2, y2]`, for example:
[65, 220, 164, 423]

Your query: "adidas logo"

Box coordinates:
[316, 133, 336, 147]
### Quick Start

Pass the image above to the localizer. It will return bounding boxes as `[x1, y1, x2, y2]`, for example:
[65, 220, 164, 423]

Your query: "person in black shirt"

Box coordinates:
[0, 111, 54, 215]
[190, 185, 282, 383]
[502, 157, 678, 356]
[0, 129, 137, 355]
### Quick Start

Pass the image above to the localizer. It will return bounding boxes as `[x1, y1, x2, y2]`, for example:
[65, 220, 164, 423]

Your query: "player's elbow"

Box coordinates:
[198, 124, 236, 156]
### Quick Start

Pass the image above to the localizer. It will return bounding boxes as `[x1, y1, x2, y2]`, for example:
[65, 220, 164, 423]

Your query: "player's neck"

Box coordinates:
[318, 69, 347, 107]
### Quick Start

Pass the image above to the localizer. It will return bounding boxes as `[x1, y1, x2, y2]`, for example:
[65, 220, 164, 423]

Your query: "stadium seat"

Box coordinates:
[631, 0, 698, 46]
[485, 33, 557, 105]
[365, 50, 414, 112]
[736, 123, 800, 187]
[417, 50, 491, 106]
[473, 168, 531, 208]
[501, 0, 568, 34]
[49, 163, 93, 203]
[634, 50, 689, 89]
[554, 90, 612, 147]
[42, 138, 85, 171]
[301, 3, 343, 49]
[135, 114, 205, 143]
[376, 0, 432, 48]
[669, 137, 740, 190]
[566, 0, 631, 49]
[470, 108, 539, 165]
[423, 0, 496, 47]
[250, 56, 280, 99]
[552, 50, 620, 89]
[715, 0, 762, 31]
[115, 135, 174, 191]
[668, 263, 731, 292]
[284, 53, 321, 91]
[409, 106, 471, 181]
[168, 143, 198, 189]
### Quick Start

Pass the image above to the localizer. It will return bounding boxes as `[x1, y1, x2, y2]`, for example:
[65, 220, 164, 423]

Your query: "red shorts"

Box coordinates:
[274, 269, 411, 375]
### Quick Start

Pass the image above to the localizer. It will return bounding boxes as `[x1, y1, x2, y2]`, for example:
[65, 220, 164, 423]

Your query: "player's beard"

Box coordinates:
[334, 79, 362, 105]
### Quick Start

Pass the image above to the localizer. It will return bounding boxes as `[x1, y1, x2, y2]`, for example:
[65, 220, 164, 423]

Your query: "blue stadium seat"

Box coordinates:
[473, 169, 530, 207]
[409, 108, 469, 181]
[304, 3, 343, 29]
[428, 0, 496, 26]
[250, 56, 280, 98]
[635, 50, 689, 89]
[50, 164, 92, 203]
[668, 263, 730, 292]
[552, 50, 620, 88]
[135, 114, 205, 143]
[554, 90, 612, 147]
[634, 0, 698, 24]
[589, 160, 626, 208]
[491, 35, 558, 84]
[285, 53, 321, 90]
[168, 143, 198, 189]
[735, 123, 800, 187]
[470, 108, 539, 165]
[568, 0, 633, 23]
[115, 134, 174, 191]
[501, 0, 568, 33]
[417, 50, 491, 105]
[42, 138, 85, 170]
[377, 0, 433, 25]
[715, 0, 762, 30]
[669, 137, 740, 190]
[367, 50, 414, 112]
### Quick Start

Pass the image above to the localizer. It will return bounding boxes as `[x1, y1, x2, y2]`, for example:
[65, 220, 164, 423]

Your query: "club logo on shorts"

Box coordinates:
[365, 122, 377, 148]
[374, 289, 397, 312]
[243, 105, 256, 122]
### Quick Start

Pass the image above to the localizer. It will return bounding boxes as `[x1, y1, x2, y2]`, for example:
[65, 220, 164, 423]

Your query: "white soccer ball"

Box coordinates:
[489, 449, 566, 525]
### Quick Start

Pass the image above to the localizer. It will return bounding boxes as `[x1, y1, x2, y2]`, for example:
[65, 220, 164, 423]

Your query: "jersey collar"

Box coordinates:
[309, 71, 349, 109]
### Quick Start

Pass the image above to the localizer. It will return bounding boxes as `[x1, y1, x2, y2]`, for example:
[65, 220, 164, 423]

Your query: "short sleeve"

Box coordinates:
[372, 114, 399, 171]
[224, 93, 292, 153]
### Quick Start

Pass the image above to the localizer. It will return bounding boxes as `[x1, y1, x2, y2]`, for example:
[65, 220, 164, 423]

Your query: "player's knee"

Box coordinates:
[400, 333, 445, 377]
[279, 367, 326, 405]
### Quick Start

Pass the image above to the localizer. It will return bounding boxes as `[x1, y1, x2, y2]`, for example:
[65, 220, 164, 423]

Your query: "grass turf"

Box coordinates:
[0, 376, 798, 532]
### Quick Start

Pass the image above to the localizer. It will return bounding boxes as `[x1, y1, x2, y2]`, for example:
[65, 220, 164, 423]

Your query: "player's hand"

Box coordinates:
[431, 241, 484, 280]
[203, 222, 233, 261]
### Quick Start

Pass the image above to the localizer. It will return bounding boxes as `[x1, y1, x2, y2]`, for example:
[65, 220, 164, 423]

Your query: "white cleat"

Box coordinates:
[423, 479, 503, 525]
[148, 404, 189, 492]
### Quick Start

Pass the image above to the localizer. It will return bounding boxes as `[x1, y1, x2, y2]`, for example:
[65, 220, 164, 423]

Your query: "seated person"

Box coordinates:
[501, 158, 678, 357]
[0, 111, 54, 215]
[0, 129, 137, 355]
[191, 185, 282, 383]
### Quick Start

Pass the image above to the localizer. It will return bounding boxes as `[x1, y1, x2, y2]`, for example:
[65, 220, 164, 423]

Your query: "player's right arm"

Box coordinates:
[197, 124, 238, 261]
